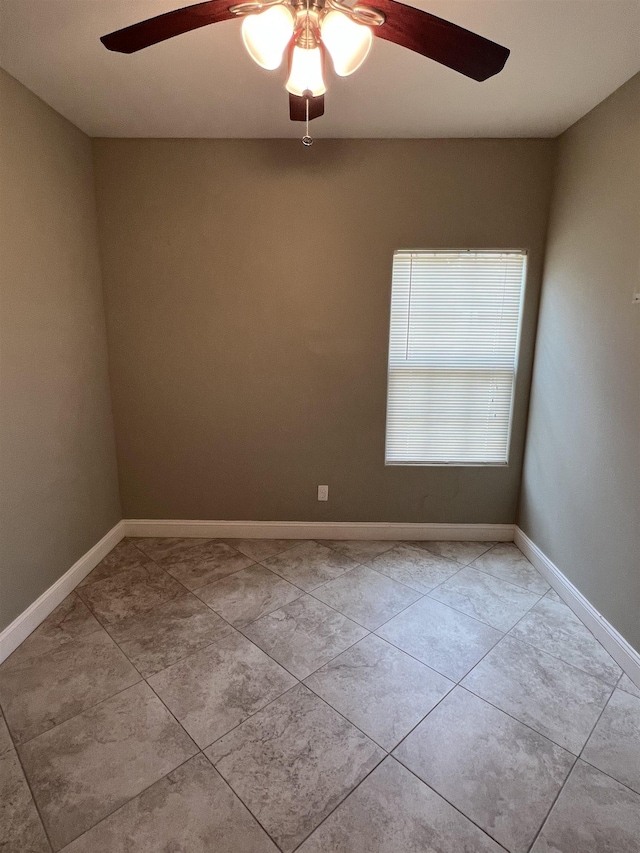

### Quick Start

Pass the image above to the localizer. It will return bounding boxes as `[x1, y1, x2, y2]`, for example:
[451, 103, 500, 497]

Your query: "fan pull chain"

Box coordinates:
[302, 91, 313, 146]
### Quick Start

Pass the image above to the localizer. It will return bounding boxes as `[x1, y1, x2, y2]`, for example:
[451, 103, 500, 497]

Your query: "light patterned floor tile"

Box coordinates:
[196, 564, 302, 628]
[0, 630, 140, 743]
[297, 757, 503, 853]
[531, 760, 640, 853]
[160, 541, 255, 590]
[206, 684, 384, 853]
[368, 543, 460, 593]
[582, 688, 640, 794]
[470, 543, 550, 594]
[305, 634, 453, 750]
[261, 541, 357, 591]
[394, 687, 575, 852]
[2, 536, 635, 851]
[0, 594, 102, 669]
[319, 540, 395, 564]
[0, 710, 12, 755]
[377, 595, 502, 681]
[1, 749, 50, 852]
[148, 631, 296, 747]
[462, 636, 613, 754]
[78, 539, 154, 587]
[242, 595, 367, 679]
[222, 538, 304, 562]
[105, 593, 233, 677]
[61, 754, 278, 853]
[430, 566, 540, 631]
[619, 673, 640, 698]
[77, 563, 185, 624]
[510, 595, 622, 685]
[19, 682, 196, 850]
[311, 565, 421, 630]
[129, 537, 211, 563]
[415, 540, 495, 566]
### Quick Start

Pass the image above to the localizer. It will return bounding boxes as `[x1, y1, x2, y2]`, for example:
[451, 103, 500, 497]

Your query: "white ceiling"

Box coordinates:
[1, 0, 638, 138]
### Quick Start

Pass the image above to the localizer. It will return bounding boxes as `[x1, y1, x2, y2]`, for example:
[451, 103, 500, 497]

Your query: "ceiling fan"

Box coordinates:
[101, 0, 509, 143]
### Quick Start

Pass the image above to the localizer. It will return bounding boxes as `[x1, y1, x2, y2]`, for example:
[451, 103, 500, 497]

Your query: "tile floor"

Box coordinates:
[1, 537, 639, 852]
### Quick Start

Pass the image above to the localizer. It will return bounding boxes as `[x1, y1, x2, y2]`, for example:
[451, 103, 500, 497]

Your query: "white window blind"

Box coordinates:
[385, 250, 527, 465]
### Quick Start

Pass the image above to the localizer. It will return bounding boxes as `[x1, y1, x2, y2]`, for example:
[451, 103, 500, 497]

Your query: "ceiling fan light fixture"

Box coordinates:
[286, 45, 326, 97]
[241, 4, 295, 71]
[321, 9, 372, 76]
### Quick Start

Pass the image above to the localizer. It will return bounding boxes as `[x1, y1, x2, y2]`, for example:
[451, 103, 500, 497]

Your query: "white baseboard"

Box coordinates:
[123, 519, 515, 542]
[0, 521, 126, 664]
[515, 527, 640, 688]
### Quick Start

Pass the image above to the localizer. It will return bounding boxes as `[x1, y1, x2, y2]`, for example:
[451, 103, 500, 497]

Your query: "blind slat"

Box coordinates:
[385, 250, 527, 465]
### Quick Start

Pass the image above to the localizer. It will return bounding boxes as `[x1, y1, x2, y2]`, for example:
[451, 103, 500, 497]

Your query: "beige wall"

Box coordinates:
[93, 138, 555, 523]
[519, 73, 640, 650]
[0, 70, 121, 630]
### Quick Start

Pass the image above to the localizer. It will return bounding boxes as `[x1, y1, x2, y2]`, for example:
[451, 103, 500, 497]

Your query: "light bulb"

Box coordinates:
[242, 5, 295, 71]
[321, 10, 372, 76]
[285, 45, 326, 96]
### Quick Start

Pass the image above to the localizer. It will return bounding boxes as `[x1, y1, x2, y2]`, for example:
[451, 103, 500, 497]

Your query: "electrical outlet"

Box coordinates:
[317, 485, 329, 501]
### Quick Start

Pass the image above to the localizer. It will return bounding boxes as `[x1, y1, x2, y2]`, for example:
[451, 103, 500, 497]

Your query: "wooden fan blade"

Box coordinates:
[364, 0, 509, 81]
[101, 0, 236, 54]
[289, 93, 325, 121]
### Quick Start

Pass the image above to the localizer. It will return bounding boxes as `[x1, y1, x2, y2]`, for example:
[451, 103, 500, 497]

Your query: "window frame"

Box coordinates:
[384, 248, 528, 467]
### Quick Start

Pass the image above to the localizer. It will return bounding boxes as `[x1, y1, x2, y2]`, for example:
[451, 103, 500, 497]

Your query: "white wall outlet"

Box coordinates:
[317, 485, 329, 501]
[633, 292, 640, 304]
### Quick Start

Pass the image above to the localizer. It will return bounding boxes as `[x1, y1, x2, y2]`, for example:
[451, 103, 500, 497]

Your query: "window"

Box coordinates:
[385, 250, 527, 465]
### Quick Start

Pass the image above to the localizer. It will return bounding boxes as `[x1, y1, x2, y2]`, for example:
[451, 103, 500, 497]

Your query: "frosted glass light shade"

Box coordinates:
[242, 5, 295, 71]
[285, 46, 326, 96]
[321, 10, 372, 76]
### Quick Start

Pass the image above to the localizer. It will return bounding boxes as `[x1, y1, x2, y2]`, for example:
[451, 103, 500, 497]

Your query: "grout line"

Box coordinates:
[253, 559, 361, 594]
[51, 752, 199, 850]
[412, 540, 496, 566]
[287, 750, 388, 852]
[502, 591, 622, 680]
[128, 536, 221, 562]
[189, 561, 296, 596]
[5, 730, 55, 851]
[525, 758, 580, 852]
[424, 577, 544, 632]
[503, 629, 622, 690]
[465, 548, 551, 596]
[467, 562, 550, 596]
[391, 755, 513, 853]
[371, 625, 492, 684]
[566, 670, 640, 804]
[379, 681, 456, 754]
[11, 744, 55, 851]
[103, 614, 237, 681]
[576, 683, 617, 763]
[142, 679, 201, 755]
[308, 560, 425, 596]
[202, 747, 288, 852]
[200, 682, 302, 755]
[576, 754, 640, 798]
[14, 679, 146, 750]
[455, 681, 582, 756]
[241, 612, 373, 683]
[315, 539, 396, 559]
[196, 586, 305, 631]
[459, 654, 615, 758]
